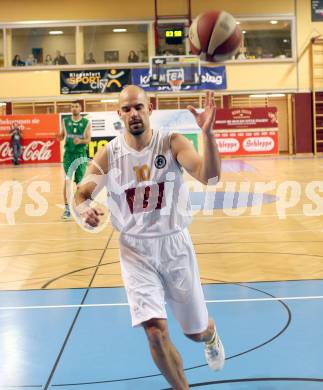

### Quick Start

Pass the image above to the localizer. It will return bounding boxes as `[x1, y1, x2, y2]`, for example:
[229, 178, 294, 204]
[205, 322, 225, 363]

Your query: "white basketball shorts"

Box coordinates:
[119, 228, 209, 334]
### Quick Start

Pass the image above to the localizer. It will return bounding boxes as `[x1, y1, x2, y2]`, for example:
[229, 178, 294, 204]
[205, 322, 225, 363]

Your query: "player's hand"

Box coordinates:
[73, 137, 81, 145]
[56, 132, 64, 141]
[187, 90, 216, 134]
[80, 207, 104, 228]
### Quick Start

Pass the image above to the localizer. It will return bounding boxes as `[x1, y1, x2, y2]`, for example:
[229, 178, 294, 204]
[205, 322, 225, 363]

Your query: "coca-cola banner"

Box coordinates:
[0, 114, 60, 139]
[213, 107, 279, 156]
[0, 138, 61, 165]
[0, 114, 61, 164]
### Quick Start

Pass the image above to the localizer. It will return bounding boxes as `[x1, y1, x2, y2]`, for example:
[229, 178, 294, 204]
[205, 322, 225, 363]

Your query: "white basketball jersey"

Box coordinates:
[106, 130, 192, 237]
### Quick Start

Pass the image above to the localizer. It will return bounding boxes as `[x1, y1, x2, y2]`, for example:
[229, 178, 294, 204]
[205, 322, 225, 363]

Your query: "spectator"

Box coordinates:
[255, 46, 264, 59]
[85, 52, 96, 64]
[44, 54, 53, 65]
[236, 47, 247, 60]
[53, 50, 68, 65]
[128, 50, 139, 63]
[25, 54, 37, 66]
[9, 122, 23, 165]
[12, 54, 25, 66]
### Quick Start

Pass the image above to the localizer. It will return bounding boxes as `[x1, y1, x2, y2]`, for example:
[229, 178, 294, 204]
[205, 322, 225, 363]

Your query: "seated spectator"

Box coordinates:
[128, 50, 139, 63]
[53, 50, 68, 65]
[236, 47, 247, 60]
[44, 54, 53, 65]
[25, 54, 37, 66]
[85, 52, 96, 64]
[12, 54, 25, 66]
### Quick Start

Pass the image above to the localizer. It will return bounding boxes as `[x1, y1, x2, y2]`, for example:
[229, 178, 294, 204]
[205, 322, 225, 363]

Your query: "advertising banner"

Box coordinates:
[87, 136, 115, 158]
[0, 138, 61, 165]
[312, 0, 323, 21]
[131, 66, 227, 91]
[60, 69, 131, 94]
[0, 114, 60, 139]
[215, 131, 279, 156]
[0, 114, 61, 165]
[213, 107, 279, 156]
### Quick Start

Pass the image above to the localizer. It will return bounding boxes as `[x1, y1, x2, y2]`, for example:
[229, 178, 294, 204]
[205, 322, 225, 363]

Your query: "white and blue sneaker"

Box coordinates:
[62, 208, 71, 220]
[204, 328, 225, 371]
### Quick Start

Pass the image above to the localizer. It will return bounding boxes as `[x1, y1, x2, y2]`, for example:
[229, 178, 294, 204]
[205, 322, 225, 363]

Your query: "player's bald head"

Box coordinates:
[118, 85, 152, 136]
[119, 85, 148, 106]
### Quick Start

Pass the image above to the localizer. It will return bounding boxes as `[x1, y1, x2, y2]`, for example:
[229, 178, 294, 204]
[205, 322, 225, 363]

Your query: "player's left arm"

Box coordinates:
[171, 91, 221, 185]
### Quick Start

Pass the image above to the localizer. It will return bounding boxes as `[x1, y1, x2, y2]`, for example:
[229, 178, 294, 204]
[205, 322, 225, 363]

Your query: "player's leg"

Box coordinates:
[74, 154, 87, 188]
[119, 234, 189, 389]
[185, 318, 225, 372]
[143, 318, 189, 390]
[62, 152, 73, 219]
[162, 229, 225, 371]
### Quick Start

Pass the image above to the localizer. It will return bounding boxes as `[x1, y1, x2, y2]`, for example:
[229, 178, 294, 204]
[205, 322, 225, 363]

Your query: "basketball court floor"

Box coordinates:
[1, 156, 323, 389]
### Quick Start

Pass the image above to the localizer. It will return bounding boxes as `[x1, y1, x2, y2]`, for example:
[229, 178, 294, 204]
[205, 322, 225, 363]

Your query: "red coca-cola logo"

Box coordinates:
[0, 139, 60, 164]
[23, 140, 54, 161]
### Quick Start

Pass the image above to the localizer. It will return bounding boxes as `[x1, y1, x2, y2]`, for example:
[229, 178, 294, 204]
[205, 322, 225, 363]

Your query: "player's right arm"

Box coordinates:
[57, 119, 66, 141]
[74, 146, 109, 227]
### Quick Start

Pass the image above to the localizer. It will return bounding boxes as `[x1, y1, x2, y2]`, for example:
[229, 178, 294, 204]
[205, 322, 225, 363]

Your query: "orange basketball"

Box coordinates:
[189, 10, 242, 62]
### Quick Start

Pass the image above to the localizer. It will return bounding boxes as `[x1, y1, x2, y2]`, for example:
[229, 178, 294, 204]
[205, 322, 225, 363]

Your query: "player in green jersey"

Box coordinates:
[57, 100, 91, 219]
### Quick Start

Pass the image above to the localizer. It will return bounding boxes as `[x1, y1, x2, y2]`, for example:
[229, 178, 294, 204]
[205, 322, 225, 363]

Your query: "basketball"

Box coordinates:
[189, 10, 242, 62]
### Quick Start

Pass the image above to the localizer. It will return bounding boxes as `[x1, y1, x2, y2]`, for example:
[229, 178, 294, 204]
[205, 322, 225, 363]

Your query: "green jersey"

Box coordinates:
[63, 116, 89, 153]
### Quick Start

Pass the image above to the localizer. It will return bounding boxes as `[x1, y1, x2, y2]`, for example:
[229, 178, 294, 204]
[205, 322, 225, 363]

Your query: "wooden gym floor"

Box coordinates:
[0, 156, 322, 291]
[1, 156, 323, 389]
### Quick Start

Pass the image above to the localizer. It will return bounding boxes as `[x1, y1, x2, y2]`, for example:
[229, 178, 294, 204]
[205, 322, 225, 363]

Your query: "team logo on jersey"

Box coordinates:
[154, 154, 166, 169]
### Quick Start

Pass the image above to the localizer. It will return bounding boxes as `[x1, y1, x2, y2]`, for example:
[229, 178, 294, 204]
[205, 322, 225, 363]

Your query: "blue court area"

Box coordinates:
[0, 281, 323, 389]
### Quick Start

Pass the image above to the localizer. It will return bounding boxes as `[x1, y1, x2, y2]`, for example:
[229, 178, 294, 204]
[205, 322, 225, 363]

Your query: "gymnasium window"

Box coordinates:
[11, 27, 76, 66]
[0, 29, 3, 67]
[234, 19, 294, 61]
[156, 22, 188, 56]
[83, 24, 148, 65]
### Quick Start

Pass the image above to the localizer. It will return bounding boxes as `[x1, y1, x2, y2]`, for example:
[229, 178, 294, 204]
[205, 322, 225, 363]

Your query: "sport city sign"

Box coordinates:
[60, 69, 131, 94]
[131, 66, 227, 91]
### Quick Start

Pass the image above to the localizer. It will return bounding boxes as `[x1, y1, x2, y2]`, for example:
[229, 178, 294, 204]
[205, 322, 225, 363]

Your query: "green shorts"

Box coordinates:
[63, 152, 88, 184]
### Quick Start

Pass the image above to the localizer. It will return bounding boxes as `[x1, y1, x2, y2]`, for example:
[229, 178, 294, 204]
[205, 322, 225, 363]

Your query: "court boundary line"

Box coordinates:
[0, 278, 323, 292]
[43, 229, 114, 390]
[1, 295, 323, 310]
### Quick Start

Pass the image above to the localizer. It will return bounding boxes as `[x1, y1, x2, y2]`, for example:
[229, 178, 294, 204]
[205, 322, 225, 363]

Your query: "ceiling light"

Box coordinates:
[236, 21, 241, 25]
[113, 28, 127, 33]
[270, 20, 278, 25]
[49, 31, 63, 35]
[242, 30, 246, 34]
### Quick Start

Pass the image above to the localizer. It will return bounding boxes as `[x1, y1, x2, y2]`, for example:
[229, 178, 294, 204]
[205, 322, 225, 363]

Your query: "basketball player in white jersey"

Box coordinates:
[75, 86, 223, 390]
